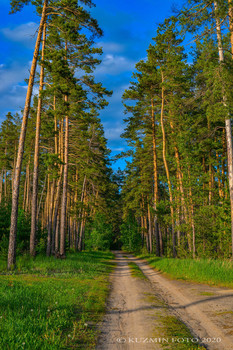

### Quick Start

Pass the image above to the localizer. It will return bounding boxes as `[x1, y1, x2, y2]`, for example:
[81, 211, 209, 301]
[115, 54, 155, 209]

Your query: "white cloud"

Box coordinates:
[97, 41, 124, 53]
[0, 60, 40, 116]
[110, 83, 130, 102]
[0, 85, 26, 113]
[0, 62, 30, 93]
[1, 22, 37, 47]
[104, 124, 125, 141]
[112, 147, 124, 152]
[95, 54, 136, 76]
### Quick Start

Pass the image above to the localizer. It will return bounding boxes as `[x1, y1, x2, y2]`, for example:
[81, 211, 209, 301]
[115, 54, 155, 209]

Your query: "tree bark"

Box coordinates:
[25, 159, 31, 212]
[47, 178, 55, 256]
[7, 0, 48, 270]
[52, 120, 63, 253]
[77, 175, 86, 250]
[78, 179, 87, 251]
[151, 99, 160, 256]
[228, 0, 233, 57]
[188, 167, 196, 258]
[215, 1, 233, 258]
[30, 23, 46, 256]
[160, 71, 176, 257]
[170, 119, 191, 251]
[147, 203, 153, 253]
[55, 213, 60, 252]
[12, 142, 17, 196]
[52, 169, 63, 253]
[60, 109, 69, 257]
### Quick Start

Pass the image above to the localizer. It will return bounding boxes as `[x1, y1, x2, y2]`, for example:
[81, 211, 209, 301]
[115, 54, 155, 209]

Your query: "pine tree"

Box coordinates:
[8, 0, 49, 269]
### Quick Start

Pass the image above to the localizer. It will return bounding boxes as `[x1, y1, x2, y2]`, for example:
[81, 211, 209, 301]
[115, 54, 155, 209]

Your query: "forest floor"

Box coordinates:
[96, 252, 233, 350]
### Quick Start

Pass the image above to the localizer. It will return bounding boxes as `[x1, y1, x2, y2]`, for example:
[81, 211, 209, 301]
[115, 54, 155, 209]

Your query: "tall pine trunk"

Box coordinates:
[77, 175, 86, 250]
[160, 72, 176, 257]
[229, 0, 233, 57]
[60, 111, 69, 257]
[52, 169, 63, 253]
[169, 119, 191, 251]
[30, 23, 46, 256]
[147, 203, 153, 253]
[52, 119, 63, 253]
[7, 0, 48, 269]
[214, 1, 233, 258]
[187, 166, 196, 258]
[78, 177, 87, 251]
[47, 179, 55, 256]
[151, 99, 160, 256]
[25, 158, 31, 212]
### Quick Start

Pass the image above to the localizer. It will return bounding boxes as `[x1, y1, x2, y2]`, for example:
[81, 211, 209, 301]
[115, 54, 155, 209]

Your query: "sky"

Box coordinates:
[0, 0, 184, 170]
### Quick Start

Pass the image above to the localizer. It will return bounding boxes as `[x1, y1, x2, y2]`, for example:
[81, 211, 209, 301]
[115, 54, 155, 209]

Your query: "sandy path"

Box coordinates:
[97, 252, 233, 350]
[127, 254, 233, 350]
[96, 252, 164, 350]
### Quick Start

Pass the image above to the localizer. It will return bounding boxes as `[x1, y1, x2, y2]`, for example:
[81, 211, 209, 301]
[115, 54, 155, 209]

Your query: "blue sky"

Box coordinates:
[0, 0, 184, 169]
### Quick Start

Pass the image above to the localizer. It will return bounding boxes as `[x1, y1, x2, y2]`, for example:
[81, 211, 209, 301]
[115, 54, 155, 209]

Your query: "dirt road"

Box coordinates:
[96, 252, 233, 350]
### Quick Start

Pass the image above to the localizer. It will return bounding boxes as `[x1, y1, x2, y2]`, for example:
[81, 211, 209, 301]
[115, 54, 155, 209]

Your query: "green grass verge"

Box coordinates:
[161, 316, 206, 349]
[138, 255, 233, 288]
[128, 262, 147, 280]
[0, 251, 114, 350]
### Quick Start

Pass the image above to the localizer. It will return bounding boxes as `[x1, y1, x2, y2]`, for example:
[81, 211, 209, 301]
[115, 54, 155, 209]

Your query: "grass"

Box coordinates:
[128, 262, 147, 280]
[0, 251, 114, 350]
[160, 316, 206, 350]
[138, 255, 233, 288]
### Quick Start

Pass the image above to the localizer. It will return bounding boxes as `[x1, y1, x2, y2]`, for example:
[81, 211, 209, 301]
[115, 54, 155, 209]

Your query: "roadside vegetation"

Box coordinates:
[160, 315, 206, 350]
[138, 255, 233, 288]
[0, 251, 114, 350]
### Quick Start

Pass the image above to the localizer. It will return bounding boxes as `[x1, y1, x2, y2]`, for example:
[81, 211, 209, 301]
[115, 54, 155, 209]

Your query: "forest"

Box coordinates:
[1, 0, 233, 272]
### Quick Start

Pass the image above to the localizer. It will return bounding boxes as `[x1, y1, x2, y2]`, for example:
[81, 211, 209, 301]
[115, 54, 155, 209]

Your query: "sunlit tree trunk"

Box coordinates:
[151, 99, 160, 256]
[60, 108, 69, 257]
[147, 203, 152, 253]
[228, 0, 233, 57]
[30, 23, 46, 256]
[78, 179, 87, 251]
[55, 213, 60, 252]
[215, 1, 233, 257]
[77, 175, 86, 250]
[12, 142, 17, 196]
[188, 166, 196, 258]
[160, 72, 176, 257]
[52, 120, 63, 253]
[47, 178, 55, 256]
[25, 159, 31, 212]
[170, 119, 191, 251]
[7, 0, 48, 269]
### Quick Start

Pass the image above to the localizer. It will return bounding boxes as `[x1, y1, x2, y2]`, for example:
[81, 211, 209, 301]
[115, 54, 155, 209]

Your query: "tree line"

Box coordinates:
[1, 0, 120, 270]
[2, 0, 233, 267]
[120, 0, 233, 259]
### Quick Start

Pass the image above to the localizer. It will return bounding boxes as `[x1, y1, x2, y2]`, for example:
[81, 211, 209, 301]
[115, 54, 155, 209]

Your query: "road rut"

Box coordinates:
[96, 252, 233, 350]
